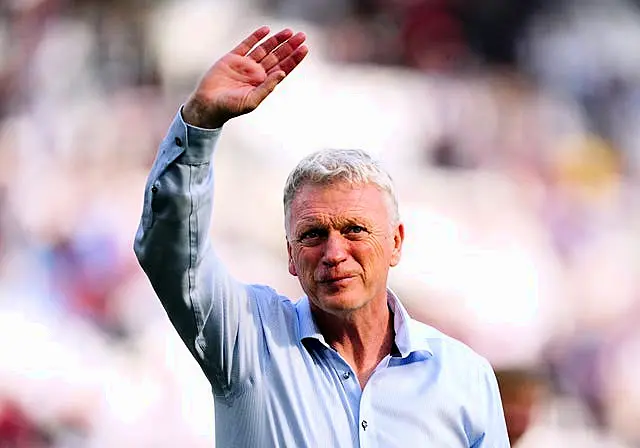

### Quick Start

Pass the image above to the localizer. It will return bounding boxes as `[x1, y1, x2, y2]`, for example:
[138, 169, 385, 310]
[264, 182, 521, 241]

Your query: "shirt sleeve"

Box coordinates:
[133, 109, 265, 398]
[471, 358, 511, 447]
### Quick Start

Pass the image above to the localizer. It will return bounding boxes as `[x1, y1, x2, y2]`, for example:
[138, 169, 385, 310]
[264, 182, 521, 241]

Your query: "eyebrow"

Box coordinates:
[295, 217, 370, 233]
[294, 222, 327, 238]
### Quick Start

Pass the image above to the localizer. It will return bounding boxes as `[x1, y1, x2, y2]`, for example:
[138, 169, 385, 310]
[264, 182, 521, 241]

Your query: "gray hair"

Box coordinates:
[283, 149, 399, 233]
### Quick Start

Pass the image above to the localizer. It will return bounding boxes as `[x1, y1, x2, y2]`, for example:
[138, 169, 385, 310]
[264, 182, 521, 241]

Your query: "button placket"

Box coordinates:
[358, 368, 380, 443]
[324, 351, 361, 434]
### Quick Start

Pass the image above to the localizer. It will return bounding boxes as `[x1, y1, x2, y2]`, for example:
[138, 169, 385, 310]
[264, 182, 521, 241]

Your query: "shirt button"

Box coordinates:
[175, 136, 184, 147]
[342, 371, 351, 380]
[151, 185, 158, 194]
[361, 420, 368, 431]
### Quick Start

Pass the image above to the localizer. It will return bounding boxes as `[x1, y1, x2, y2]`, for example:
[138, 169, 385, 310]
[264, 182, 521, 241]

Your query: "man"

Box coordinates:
[134, 26, 509, 447]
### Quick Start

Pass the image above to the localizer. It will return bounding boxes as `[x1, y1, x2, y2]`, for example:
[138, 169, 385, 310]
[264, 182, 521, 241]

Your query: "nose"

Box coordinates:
[321, 231, 348, 266]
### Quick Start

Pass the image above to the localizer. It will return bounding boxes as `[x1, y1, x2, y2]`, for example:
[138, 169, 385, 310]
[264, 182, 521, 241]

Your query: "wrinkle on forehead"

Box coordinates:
[288, 182, 394, 238]
[285, 180, 398, 234]
[295, 214, 376, 233]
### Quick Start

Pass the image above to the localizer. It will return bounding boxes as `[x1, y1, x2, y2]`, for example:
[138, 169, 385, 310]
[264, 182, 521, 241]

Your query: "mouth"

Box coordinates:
[319, 275, 355, 285]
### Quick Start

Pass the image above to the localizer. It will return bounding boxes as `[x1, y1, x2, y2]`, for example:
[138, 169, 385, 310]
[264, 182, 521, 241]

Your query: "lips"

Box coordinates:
[318, 274, 356, 284]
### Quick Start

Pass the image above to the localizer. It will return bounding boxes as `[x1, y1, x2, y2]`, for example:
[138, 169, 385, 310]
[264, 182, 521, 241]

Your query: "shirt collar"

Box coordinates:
[296, 296, 330, 349]
[387, 288, 434, 358]
[295, 288, 434, 359]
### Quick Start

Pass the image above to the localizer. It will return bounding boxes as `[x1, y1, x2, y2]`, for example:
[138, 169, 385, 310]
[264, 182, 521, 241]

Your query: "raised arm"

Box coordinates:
[134, 27, 307, 394]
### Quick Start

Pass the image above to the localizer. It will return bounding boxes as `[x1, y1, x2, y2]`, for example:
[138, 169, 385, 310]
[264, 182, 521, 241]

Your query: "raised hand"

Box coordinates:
[182, 26, 308, 129]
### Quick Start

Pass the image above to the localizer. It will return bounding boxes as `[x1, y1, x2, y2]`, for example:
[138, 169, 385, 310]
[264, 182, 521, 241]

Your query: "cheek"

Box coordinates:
[351, 245, 383, 273]
[367, 238, 393, 262]
[292, 249, 319, 275]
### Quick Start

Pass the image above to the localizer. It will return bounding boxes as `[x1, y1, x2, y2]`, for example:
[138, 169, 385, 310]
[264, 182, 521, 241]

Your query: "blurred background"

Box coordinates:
[0, 0, 639, 446]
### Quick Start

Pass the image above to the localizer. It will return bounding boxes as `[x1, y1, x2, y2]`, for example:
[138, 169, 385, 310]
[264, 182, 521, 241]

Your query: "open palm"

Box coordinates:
[183, 27, 308, 129]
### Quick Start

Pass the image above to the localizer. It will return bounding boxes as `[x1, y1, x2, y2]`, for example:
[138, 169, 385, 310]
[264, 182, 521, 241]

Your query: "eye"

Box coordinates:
[345, 225, 367, 236]
[301, 230, 319, 240]
[297, 228, 326, 245]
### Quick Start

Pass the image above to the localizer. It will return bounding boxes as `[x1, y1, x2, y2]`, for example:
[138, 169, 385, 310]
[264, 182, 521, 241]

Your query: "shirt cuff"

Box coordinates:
[174, 105, 222, 164]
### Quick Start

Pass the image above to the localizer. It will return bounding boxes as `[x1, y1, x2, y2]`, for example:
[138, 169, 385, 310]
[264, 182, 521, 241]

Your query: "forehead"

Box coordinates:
[289, 181, 390, 224]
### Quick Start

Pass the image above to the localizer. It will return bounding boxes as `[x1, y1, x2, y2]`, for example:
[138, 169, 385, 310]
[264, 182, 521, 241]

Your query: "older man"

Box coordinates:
[134, 26, 509, 447]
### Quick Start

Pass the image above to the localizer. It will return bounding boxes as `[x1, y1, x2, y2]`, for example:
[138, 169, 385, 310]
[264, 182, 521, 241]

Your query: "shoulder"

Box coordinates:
[246, 283, 298, 320]
[409, 319, 494, 375]
[409, 319, 502, 410]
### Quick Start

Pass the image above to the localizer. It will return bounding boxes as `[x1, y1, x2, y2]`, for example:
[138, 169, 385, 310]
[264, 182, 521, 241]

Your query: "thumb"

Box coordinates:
[247, 71, 286, 108]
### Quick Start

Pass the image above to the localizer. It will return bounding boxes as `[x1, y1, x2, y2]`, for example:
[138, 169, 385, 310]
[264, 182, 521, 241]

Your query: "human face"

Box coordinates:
[286, 181, 404, 316]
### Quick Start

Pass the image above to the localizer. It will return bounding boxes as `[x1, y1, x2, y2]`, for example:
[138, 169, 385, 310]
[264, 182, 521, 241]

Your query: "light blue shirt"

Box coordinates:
[134, 110, 510, 448]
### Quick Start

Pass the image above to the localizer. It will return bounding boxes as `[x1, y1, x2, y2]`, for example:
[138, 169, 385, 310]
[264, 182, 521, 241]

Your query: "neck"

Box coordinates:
[312, 297, 395, 388]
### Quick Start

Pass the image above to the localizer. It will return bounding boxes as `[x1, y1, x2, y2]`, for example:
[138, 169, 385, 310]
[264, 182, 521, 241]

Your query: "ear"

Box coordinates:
[287, 240, 298, 276]
[390, 223, 404, 267]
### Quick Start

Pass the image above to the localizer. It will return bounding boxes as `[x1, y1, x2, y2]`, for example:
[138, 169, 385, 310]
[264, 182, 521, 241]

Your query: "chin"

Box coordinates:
[314, 290, 369, 314]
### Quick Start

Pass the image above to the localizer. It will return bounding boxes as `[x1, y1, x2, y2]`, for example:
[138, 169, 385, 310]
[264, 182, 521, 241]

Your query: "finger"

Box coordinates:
[246, 70, 286, 107]
[230, 26, 271, 56]
[260, 32, 306, 72]
[267, 45, 309, 75]
[248, 28, 294, 62]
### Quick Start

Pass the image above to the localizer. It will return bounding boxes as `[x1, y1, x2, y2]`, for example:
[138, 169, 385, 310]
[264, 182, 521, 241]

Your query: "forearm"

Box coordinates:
[134, 111, 259, 389]
[134, 109, 219, 346]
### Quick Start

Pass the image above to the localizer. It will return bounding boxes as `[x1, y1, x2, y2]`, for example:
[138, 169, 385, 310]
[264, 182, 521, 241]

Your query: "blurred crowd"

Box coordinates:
[1, 0, 639, 446]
